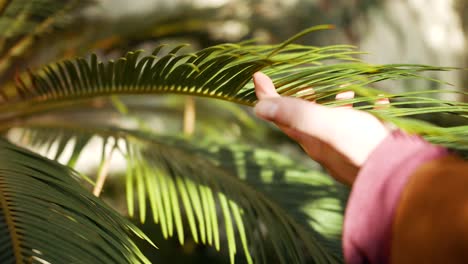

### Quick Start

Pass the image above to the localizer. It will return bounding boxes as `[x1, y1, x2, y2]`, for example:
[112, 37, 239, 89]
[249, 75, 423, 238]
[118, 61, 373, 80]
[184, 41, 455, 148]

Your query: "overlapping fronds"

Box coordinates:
[0, 139, 152, 263]
[10, 122, 345, 263]
[0, 25, 466, 263]
[125, 132, 343, 263]
[0, 32, 450, 107]
[0, 0, 86, 79]
[200, 143, 349, 257]
[1, 26, 466, 150]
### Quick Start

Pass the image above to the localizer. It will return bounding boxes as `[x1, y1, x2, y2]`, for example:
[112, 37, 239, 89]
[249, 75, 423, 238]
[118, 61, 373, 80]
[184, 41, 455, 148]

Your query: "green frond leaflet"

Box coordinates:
[0, 27, 464, 153]
[12, 123, 345, 263]
[0, 139, 153, 263]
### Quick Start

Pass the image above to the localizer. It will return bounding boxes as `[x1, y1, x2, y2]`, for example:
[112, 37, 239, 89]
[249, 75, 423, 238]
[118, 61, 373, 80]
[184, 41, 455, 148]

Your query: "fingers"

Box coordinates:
[254, 72, 390, 112]
[253, 72, 346, 142]
[335, 90, 390, 110]
[375, 96, 390, 110]
[253, 72, 280, 99]
[335, 91, 355, 108]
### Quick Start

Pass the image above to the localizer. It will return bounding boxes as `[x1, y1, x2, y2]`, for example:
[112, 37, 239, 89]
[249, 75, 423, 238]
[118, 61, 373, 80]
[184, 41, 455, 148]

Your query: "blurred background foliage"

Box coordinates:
[1, 0, 466, 263]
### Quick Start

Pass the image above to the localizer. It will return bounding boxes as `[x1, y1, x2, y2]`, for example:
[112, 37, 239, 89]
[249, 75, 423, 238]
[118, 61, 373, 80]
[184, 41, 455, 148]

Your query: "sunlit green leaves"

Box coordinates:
[0, 24, 467, 264]
[4, 43, 435, 107]
[1, 27, 466, 152]
[125, 131, 341, 263]
[203, 143, 349, 258]
[0, 139, 152, 263]
[11, 122, 344, 263]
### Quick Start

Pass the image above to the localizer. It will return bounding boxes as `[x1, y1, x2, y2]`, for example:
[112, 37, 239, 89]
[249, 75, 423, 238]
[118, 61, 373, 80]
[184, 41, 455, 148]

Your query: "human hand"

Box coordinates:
[253, 72, 390, 186]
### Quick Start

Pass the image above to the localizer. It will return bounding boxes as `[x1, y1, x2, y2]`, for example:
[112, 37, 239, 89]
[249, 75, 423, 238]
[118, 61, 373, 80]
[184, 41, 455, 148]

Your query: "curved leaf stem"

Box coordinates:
[183, 96, 196, 136]
[93, 141, 116, 197]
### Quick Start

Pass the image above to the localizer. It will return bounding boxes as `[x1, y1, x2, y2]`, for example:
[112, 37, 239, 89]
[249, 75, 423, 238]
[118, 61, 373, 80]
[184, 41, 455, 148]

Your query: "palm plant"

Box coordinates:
[0, 1, 467, 263]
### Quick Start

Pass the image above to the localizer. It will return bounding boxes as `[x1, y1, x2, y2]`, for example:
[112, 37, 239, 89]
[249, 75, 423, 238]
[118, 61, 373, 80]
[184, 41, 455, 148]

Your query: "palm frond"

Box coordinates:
[1, 27, 467, 150]
[10, 122, 345, 263]
[125, 132, 343, 263]
[0, 138, 153, 263]
[12, 124, 93, 168]
[201, 143, 349, 257]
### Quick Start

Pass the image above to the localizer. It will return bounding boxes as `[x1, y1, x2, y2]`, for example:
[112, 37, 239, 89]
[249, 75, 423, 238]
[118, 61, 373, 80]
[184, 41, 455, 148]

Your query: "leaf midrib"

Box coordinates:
[0, 87, 255, 124]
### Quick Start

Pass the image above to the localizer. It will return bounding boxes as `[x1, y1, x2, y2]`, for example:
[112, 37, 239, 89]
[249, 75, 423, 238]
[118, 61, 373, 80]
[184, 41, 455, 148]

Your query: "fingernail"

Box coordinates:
[254, 100, 278, 120]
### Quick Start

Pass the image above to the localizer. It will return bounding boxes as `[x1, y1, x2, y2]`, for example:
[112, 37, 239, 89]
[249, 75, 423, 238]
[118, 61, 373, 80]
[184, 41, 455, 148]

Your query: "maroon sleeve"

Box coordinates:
[342, 130, 449, 264]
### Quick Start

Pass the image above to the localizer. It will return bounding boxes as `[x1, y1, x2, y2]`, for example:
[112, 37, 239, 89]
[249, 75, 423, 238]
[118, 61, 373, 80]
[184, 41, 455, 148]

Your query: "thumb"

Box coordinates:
[254, 97, 334, 141]
[253, 72, 280, 99]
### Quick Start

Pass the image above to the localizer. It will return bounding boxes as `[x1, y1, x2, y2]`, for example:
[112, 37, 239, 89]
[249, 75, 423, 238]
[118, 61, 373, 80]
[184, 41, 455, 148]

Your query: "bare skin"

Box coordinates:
[253, 72, 389, 186]
[253, 72, 468, 263]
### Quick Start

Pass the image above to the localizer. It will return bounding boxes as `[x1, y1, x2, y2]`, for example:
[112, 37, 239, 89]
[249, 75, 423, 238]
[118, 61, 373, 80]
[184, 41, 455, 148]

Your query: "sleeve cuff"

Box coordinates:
[343, 130, 448, 264]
